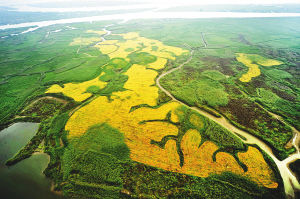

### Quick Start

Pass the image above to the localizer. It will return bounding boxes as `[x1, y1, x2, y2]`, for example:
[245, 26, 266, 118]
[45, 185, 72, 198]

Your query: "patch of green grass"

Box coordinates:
[46, 112, 70, 147]
[257, 88, 280, 105]
[105, 57, 130, 70]
[86, 85, 101, 94]
[202, 70, 227, 81]
[256, 87, 300, 130]
[95, 57, 131, 97]
[125, 48, 134, 52]
[164, 76, 229, 107]
[264, 69, 292, 80]
[76, 123, 130, 160]
[99, 73, 128, 95]
[151, 45, 158, 51]
[43, 55, 109, 84]
[99, 69, 116, 82]
[61, 123, 130, 197]
[0, 26, 111, 125]
[128, 51, 157, 65]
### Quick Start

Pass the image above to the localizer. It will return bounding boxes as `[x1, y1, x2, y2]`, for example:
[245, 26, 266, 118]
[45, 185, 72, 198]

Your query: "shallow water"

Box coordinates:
[0, 123, 63, 199]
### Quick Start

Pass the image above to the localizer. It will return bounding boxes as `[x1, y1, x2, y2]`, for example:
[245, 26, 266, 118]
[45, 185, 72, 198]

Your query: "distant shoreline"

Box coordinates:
[1, 11, 300, 30]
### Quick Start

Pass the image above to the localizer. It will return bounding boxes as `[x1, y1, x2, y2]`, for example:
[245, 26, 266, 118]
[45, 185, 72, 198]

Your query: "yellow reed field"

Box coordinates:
[147, 57, 167, 70]
[237, 53, 283, 82]
[70, 37, 101, 46]
[65, 93, 181, 167]
[97, 45, 118, 54]
[63, 57, 184, 170]
[108, 48, 132, 59]
[119, 32, 140, 40]
[94, 32, 188, 60]
[118, 64, 159, 106]
[180, 129, 244, 177]
[86, 30, 106, 35]
[239, 64, 260, 82]
[46, 73, 107, 102]
[238, 146, 278, 188]
[123, 64, 156, 90]
[259, 59, 283, 66]
[132, 102, 180, 122]
[50, 32, 277, 188]
[179, 129, 277, 188]
[130, 139, 180, 172]
[170, 111, 179, 123]
[142, 42, 187, 59]
[98, 40, 119, 45]
[247, 54, 283, 66]
[65, 63, 181, 137]
[106, 39, 142, 59]
[143, 46, 175, 60]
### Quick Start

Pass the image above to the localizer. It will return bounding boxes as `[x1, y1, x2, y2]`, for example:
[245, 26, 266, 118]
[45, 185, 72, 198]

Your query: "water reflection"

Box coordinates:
[0, 123, 63, 199]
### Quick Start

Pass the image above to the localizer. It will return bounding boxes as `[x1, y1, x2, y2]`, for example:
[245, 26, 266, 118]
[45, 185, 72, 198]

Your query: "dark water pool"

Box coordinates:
[0, 123, 63, 199]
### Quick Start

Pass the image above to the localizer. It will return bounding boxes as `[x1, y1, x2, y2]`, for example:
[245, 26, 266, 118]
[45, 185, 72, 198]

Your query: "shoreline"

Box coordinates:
[0, 12, 300, 31]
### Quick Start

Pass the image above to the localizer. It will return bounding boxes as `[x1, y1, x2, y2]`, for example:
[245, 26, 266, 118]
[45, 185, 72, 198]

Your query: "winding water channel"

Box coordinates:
[155, 50, 300, 198]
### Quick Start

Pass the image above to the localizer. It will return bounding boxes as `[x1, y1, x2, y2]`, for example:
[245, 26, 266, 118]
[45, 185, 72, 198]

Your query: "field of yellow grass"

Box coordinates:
[180, 129, 277, 188]
[147, 57, 168, 70]
[47, 31, 278, 188]
[86, 30, 106, 35]
[70, 37, 101, 46]
[239, 146, 278, 188]
[236, 53, 283, 82]
[46, 73, 107, 101]
[97, 45, 118, 54]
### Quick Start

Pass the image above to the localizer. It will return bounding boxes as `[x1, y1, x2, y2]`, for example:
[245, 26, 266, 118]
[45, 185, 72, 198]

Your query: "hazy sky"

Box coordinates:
[1, 0, 300, 7]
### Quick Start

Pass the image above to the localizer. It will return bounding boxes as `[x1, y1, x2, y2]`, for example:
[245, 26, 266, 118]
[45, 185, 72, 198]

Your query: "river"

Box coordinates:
[0, 11, 300, 32]
[0, 123, 63, 199]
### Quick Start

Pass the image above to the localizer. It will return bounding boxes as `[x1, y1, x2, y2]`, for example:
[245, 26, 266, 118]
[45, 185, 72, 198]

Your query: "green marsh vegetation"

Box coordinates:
[0, 21, 114, 127]
[1, 18, 299, 198]
[160, 50, 295, 159]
